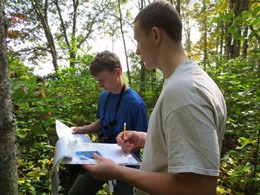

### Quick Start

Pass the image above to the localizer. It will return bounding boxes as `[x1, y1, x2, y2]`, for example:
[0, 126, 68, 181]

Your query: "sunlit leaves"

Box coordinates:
[209, 56, 259, 194]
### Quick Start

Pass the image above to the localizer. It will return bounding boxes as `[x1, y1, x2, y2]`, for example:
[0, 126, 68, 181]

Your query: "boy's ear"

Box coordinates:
[115, 67, 122, 76]
[152, 27, 161, 45]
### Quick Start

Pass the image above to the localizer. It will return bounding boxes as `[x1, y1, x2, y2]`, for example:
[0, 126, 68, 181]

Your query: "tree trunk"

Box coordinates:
[138, 0, 146, 94]
[176, 0, 181, 15]
[0, 1, 18, 194]
[220, 18, 224, 56]
[182, 0, 191, 56]
[54, 0, 78, 67]
[117, 0, 131, 86]
[214, 14, 220, 67]
[184, 7, 191, 56]
[227, 0, 249, 59]
[242, 26, 248, 58]
[31, 0, 59, 72]
[139, 60, 146, 95]
[202, 0, 208, 68]
[231, 0, 241, 58]
[241, 0, 249, 58]
[224, 0, 233, 59]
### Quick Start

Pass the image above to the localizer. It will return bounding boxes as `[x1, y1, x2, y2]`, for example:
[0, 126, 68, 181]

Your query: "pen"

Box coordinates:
[123, 122, 126, 139]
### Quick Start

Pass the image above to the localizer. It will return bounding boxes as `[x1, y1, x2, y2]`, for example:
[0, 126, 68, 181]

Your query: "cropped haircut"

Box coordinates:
[89, 51, 122, 76]
[134, 0, 182, 43]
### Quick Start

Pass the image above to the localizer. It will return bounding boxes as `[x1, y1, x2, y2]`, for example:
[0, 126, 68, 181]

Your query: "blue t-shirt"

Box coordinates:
[97, 88, 148, 145]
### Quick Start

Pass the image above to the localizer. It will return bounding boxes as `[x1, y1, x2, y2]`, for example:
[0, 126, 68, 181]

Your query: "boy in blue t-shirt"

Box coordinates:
[69, 50, 148, 195]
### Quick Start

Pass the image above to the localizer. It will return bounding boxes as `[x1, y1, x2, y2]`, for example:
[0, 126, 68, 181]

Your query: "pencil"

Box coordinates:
[123, 122, 126, 139]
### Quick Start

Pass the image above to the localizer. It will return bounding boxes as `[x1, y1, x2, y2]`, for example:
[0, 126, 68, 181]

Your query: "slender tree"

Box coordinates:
[6, 0, 125, 73]
[136, 0, 148, 94]
[0, 1, 18, 194]
[53, 0, 108, 68]
[117, 0, 132, 85]
[30, 0, 59, 72]
[181, 0, 192, 57]
[224, 0, 250, 59]
[202, 0, 208, 68]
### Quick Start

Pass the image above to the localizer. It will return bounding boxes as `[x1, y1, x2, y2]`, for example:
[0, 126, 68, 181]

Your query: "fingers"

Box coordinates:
[117, 131, 143, 153]
[71, 127, 84, 134]
[122, 144, 134, 153]
[117, 139, 135, 153]
[92, 152, 103, 161]
[117, 131, 133, 142]
[82, 164, 93, 171]
[82, 157, 118, 181]
[82, 153, 103, 171]
[123, 131, 133, 141]
[116, 133, 124, 144]
[116, 131, 124, 141]
[71, 127, 78, 134]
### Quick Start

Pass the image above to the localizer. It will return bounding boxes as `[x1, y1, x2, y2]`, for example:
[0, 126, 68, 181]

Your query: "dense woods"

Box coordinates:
[0, 0, 259, 194]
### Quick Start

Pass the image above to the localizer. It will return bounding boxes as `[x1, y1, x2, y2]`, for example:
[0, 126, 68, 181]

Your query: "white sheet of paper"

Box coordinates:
[55, 119, 73, 138]
[52, 120, 140, 195]
[54, 120, 140, 165]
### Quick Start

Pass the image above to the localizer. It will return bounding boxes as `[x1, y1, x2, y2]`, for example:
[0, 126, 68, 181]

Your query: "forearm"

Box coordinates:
[115, 166, 176, 195]
[137, 132, 147, 148]
[114, 166, 217, 195]
[83, 120, 100, 133]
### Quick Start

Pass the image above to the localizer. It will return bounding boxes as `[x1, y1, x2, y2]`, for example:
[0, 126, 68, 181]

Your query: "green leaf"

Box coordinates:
[252, 6, 260, 17]
[241, 11, 249, 19]
[228, 24, 237, 34]
[238, 137, 250, 148]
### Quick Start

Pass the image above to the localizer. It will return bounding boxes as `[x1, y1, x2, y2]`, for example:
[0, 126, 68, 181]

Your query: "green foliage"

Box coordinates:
[205, 56, 259, 194]
[9, 53, 103, 194]
[8, 55, 34, 79]
[9, 72, 55, 194]
[45, 65, 100, 126]
[129, 52, 163, 116]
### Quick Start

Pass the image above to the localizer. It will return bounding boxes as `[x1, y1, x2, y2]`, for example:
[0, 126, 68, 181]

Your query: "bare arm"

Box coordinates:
[136, 131, 146, 147]
[72, 119, 101, 134]
[116, 166, 217, 195]
[84, 154, 217, 195]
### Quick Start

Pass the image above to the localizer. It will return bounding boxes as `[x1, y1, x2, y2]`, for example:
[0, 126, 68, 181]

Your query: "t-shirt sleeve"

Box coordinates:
[165, 104, 220, 176]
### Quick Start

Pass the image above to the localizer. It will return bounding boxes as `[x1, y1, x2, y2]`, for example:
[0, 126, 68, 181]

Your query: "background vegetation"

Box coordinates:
[2, 0, 259, 194]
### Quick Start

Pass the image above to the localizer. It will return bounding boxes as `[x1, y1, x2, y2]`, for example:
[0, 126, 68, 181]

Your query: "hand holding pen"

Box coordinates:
[117, 130, 141, 153]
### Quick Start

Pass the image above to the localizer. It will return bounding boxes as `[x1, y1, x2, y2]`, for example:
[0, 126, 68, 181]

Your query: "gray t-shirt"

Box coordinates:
[136, 61, 227, 195]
